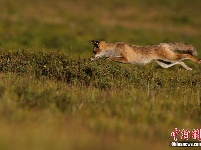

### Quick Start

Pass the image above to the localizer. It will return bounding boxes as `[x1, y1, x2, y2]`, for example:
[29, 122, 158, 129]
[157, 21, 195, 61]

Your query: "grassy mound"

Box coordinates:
[0, 49, 200, 90]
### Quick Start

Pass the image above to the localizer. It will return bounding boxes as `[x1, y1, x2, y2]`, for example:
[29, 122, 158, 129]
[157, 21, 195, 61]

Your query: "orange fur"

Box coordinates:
[90, 40, 201, 70]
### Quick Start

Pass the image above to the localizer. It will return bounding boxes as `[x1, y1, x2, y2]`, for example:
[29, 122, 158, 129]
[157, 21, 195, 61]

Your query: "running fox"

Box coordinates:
[90, 40, 201, 70]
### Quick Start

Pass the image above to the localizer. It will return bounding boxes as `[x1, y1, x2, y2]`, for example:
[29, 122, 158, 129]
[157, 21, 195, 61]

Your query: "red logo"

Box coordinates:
[192, 129, 201, 141]
[171, 128, 201, 141]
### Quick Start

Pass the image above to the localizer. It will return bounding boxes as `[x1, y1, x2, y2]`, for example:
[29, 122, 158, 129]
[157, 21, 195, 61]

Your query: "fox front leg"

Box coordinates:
[90, 54, 99, 61]
[90, 52, 105, 61]
[109, 56, 128, 63]
[90, 55, 101, 61]
[90, 57, 96, 61]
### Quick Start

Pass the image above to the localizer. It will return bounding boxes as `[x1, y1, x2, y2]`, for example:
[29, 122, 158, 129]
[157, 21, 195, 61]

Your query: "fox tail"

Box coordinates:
[169, 42, 197, 56]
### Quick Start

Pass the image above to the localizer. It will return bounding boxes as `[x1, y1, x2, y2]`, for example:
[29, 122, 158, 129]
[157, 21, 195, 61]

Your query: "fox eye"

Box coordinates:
[94, 43, 99, 48]
[90, 40, 100, 48]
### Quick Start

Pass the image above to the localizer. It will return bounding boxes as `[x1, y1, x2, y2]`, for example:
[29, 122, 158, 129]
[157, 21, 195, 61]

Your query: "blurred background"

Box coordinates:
[0, 1, 201, 150]
[0, 0, 201, 57]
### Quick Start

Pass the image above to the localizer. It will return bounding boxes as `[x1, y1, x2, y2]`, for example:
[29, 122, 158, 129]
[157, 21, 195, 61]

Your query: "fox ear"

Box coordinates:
[90, 40, 100, 48]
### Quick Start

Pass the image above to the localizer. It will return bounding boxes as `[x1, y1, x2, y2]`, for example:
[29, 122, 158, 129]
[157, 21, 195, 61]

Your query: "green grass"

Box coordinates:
[0, 0, 201, 150]
[0, 50, 200, 150]
[0, 72, 200, 150]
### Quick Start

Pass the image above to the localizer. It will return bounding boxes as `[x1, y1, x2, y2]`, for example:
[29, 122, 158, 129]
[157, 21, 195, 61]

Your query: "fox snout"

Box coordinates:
[90, 40, 100, 48]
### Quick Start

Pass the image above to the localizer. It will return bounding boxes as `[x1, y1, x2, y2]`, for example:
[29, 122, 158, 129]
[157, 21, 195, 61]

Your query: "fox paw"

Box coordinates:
[90, 57, 95, 61]
[186, 67, 192, 71]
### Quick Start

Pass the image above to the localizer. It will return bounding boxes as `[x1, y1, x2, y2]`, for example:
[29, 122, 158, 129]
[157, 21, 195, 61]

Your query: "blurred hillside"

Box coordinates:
[0, 1, 201, 149]
[0, 0, 201, 57]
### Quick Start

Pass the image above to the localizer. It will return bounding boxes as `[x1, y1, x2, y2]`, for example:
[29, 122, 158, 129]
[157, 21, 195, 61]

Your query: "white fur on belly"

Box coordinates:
[95, 50, 121, 58]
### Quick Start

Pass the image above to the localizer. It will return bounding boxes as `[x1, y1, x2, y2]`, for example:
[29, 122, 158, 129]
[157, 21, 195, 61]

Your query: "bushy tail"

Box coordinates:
[169, 42, 197, 56]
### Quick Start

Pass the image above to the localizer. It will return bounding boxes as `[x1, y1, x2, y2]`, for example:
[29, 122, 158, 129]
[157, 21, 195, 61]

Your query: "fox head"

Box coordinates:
[90, 40, 107, 60]
[90, 40, 106, 48]
[90, 40, 100, 48]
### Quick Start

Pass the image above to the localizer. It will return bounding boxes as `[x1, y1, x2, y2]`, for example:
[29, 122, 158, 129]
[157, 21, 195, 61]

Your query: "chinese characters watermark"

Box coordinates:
[171, 128, 201, 141]
[170, 128, 201, 147]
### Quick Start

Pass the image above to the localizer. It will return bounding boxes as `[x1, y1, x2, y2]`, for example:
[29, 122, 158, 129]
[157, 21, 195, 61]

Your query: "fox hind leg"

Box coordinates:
[173, 54, 201, 64]
[179, 54, 201, 63]
[156, 60, 177, 68]
[178, 61, 192, 70]
[156, 60, 192, 70]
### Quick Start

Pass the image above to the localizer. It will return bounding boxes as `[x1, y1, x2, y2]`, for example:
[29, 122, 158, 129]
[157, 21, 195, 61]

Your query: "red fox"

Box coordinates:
[90, 40, 201, 70]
